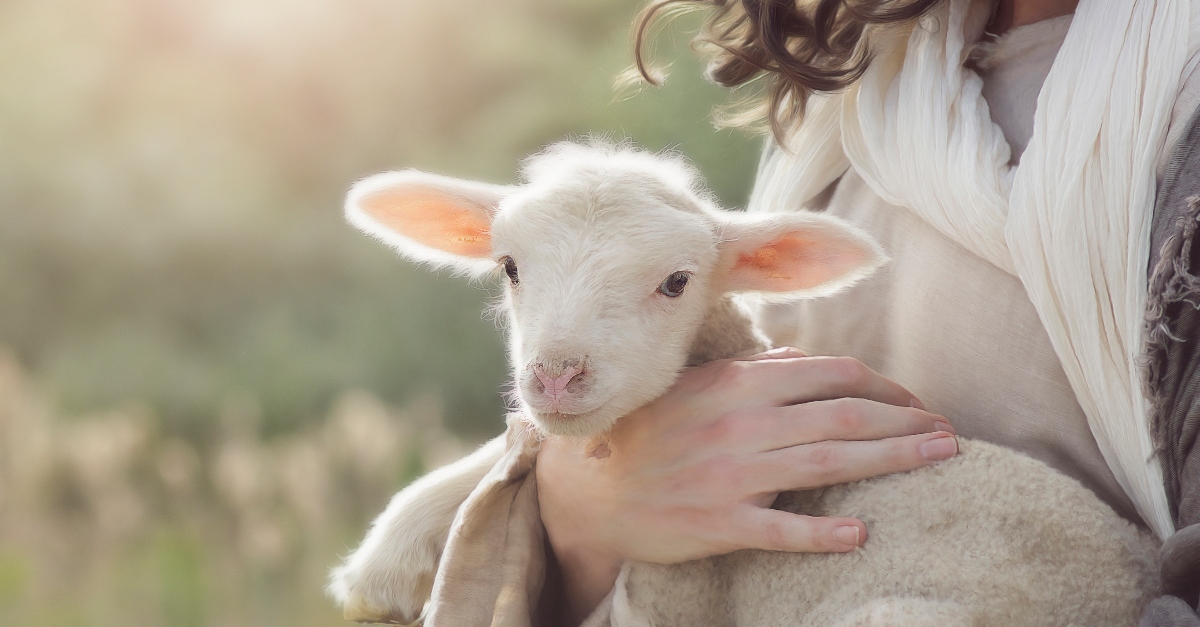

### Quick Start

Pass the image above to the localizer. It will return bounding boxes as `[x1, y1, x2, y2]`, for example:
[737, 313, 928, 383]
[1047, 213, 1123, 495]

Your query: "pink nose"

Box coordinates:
[532, 363, 584, 397]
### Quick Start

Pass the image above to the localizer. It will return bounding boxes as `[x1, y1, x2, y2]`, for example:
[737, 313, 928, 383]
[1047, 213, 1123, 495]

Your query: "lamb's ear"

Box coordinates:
[717, 212, 886, 298]
[346, 170, 514, 276]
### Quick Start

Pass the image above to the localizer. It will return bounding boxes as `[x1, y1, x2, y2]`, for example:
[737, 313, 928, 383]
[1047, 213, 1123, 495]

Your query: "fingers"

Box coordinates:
[691, 398, 951, 456]
[749, 431, 959, 494]
[710, 354, 923, 410]
[753, 399, 953, 452]
[730, 506, 867, 553]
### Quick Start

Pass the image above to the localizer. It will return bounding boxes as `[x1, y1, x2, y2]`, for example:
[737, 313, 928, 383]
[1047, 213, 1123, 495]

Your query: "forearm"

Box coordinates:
[548, 538, 623, 626]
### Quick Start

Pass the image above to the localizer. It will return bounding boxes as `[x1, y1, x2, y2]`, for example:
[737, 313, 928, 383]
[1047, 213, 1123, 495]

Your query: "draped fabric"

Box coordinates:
[749, 0, 1200, 540]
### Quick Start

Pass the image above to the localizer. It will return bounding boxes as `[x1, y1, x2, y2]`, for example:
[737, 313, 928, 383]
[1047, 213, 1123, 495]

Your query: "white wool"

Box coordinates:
[749, 0, 1199, 540]
[344, 141, 883, 440]
[519, 141, 710, 206]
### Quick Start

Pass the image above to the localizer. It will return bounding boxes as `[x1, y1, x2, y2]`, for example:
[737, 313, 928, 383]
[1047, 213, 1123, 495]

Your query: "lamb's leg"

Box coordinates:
[828, 597, 977, 627]
[329, 435, 506, 624]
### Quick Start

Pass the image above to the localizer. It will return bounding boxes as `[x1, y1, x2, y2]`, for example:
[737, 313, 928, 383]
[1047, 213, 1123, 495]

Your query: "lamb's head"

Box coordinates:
[346, 142, 883, 438]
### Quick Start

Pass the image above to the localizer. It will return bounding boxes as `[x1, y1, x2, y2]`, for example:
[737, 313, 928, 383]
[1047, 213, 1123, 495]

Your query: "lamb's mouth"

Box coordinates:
[527, 396, 615, 431]
[535, 406, 601, 422]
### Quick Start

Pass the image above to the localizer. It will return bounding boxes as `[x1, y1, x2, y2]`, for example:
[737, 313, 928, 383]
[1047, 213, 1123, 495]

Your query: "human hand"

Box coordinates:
[536, 347, 958, 621]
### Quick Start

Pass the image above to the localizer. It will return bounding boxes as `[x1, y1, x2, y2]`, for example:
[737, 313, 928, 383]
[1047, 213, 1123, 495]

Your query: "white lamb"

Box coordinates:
[329, 141, 1159, 626]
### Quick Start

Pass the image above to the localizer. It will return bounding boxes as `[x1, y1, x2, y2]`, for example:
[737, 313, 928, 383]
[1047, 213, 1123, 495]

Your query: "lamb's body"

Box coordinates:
[332, 142, 1160, 626]
[597, 297, 1159, 626]
[614, 441, 1157, 626]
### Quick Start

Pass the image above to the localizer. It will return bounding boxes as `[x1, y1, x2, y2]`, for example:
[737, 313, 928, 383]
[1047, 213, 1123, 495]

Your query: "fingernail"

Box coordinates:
[919, 435, 958, 462]
[834, 525, 861, 547]
[933, 420, 956, 434]
[909, 397, 926, 411]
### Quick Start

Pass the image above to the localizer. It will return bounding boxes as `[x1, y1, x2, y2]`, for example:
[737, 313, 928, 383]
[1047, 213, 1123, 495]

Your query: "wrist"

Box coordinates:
[536, 438, 625, 622]
[549, 537, 622, 625]
[540, 488, 622, 622]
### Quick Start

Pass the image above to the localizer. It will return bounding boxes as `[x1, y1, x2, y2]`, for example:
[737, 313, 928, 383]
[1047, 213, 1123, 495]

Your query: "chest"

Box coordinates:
[752, 171, 1141, 524]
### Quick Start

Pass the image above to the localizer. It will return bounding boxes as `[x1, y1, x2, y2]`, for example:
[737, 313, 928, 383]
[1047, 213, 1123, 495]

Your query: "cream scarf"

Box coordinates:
[749, 0, 1200, 539]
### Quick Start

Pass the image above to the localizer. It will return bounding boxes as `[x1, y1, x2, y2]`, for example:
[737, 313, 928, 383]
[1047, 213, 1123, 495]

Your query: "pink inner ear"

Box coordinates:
[731, 232, 865, 292]
[361, 188, 492, 257]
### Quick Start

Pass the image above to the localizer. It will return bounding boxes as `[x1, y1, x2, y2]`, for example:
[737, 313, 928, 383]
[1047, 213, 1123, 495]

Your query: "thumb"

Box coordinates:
[740, 346, 808, 361]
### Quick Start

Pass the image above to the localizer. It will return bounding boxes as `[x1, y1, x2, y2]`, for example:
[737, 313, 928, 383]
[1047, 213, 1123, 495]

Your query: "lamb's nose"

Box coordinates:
[532, 362, 584, 396]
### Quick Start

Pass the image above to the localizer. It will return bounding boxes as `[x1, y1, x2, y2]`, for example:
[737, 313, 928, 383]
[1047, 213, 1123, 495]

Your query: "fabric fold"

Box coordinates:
[749, 0, 1197, 539]
[424, 415, 546, 627]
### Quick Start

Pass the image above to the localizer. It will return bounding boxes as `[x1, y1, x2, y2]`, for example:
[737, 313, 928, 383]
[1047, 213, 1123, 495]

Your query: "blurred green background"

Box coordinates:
[0, 0, 760, 624]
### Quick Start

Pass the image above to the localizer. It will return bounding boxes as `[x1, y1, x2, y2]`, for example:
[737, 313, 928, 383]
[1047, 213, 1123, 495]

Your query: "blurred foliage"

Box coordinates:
[0, 0, 760, 624]
[0, 353, 472, 626]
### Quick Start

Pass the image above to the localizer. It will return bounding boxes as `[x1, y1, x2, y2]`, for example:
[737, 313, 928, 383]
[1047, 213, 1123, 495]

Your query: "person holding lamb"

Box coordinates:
[532, 1, 1200, 624]
[335, 0, 1200, 624]
[331, 140, 1158, 626]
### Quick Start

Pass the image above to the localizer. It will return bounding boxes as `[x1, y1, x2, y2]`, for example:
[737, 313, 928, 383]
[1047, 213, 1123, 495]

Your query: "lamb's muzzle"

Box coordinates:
[527, 358, 588, 414]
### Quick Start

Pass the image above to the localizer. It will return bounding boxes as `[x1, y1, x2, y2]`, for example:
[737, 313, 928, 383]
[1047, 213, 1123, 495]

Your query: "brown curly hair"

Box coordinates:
[633, 0, 945, 139]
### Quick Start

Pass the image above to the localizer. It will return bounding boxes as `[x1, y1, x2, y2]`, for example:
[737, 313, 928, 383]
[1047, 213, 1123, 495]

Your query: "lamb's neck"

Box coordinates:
[685, 295, 768, 366]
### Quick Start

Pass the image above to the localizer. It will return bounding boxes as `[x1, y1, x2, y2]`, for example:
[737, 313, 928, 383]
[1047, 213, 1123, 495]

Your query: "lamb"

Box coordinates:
[329, 141, 1160, 626]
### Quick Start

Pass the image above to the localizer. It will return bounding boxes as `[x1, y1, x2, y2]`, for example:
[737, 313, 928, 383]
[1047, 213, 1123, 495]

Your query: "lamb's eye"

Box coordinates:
[658, 271, 690, 298]
[501, 256, 519, 285]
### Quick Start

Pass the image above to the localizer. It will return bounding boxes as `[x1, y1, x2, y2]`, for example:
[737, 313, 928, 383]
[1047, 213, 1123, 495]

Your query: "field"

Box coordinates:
[0, 0, 759, 624]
